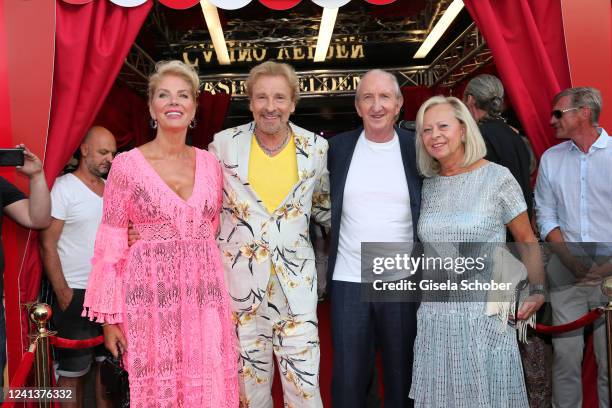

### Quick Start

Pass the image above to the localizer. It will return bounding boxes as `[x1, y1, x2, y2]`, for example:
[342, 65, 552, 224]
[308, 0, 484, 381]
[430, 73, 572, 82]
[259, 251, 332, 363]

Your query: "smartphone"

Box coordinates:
[0, 148, 25, 167]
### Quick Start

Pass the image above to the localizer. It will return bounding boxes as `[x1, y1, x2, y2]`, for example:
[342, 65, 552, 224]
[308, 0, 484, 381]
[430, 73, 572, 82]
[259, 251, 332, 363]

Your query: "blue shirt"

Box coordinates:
[535, 128, 612, 245]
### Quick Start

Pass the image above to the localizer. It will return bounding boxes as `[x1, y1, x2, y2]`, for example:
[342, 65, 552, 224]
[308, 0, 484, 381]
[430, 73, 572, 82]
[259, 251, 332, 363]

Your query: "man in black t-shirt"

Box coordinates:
[0, 144, 51, 390]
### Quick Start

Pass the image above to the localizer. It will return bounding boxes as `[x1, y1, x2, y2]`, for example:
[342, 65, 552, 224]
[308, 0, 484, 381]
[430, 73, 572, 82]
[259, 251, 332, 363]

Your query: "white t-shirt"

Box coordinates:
[333, 132, 414, 283]
[50, 173, 103, 289]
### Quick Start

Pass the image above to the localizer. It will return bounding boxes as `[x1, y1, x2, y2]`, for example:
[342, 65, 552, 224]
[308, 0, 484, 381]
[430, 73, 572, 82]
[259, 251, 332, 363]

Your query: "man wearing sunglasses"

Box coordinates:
[535, 87, 611, 408]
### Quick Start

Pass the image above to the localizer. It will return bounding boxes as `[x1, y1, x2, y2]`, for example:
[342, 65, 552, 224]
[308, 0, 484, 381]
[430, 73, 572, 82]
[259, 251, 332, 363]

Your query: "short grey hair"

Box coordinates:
[355, 69, 402, 101]
[464, 74, 504, 119]
[415, 96, 487, 177]
[553, 87, 602, 126]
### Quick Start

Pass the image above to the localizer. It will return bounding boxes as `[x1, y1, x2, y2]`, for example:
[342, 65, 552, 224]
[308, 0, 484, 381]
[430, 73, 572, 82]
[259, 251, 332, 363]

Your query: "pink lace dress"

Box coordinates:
[83, 148, 238, 408]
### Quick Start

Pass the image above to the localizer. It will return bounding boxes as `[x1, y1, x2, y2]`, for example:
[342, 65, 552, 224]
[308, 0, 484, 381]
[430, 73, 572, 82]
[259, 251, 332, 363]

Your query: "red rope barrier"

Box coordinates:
[0, 309, 605, 408]
[535, 308, 604, 334]
[1, 334, 103, 408]
[50, 335, 104, 349]
[2, 346, 36, 408]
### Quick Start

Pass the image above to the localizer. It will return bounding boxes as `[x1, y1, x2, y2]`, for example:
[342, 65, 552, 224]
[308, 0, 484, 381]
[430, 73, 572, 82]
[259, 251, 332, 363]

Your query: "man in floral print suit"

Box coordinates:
[209, 61, 330, 408]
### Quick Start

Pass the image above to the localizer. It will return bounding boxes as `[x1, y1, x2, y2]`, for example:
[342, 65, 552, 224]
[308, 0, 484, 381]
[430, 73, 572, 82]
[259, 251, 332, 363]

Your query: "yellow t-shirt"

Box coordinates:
[248, 134, 298, 214]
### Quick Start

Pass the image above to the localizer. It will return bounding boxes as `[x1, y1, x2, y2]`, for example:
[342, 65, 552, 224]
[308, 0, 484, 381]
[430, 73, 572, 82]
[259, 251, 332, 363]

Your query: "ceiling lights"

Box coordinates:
[200, 0, 231, 65]
[414, 0, 464, 59]
[313, 7, 339, 62]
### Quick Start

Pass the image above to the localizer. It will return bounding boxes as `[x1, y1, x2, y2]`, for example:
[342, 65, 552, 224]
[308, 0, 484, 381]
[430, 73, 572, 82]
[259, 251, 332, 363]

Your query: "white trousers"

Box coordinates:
[234, 273, 322, 408]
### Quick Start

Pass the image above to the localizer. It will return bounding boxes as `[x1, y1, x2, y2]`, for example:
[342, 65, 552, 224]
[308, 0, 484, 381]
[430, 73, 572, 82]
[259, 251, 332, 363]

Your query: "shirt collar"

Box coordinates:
[592, 128, 609, 149]
[569, 127, 609, 151]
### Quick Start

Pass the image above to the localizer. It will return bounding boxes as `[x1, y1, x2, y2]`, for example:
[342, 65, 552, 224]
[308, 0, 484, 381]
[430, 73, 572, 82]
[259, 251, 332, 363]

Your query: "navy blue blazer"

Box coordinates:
[326, 127, 422, 283]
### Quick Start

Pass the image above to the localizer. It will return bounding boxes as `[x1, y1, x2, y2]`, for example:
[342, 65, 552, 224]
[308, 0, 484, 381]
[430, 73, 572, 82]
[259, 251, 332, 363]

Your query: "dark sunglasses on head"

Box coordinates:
[551, 107, 580, 119]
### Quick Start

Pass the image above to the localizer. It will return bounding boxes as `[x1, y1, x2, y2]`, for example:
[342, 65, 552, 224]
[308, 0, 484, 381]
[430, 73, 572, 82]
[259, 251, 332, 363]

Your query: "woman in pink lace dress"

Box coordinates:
[83, 60, 238, 407]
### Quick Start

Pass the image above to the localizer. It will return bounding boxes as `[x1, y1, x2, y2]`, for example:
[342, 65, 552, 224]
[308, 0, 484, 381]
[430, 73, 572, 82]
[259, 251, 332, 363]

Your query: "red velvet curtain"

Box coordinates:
[94, 87, 231, 150]
[94, 82, 153, 148]
[463, 0, 571, 159]
[192, 91, 232, 149]
[14, 0, 151, 365]
[45, 0, 152, 177]
[401, 86, 436, 121]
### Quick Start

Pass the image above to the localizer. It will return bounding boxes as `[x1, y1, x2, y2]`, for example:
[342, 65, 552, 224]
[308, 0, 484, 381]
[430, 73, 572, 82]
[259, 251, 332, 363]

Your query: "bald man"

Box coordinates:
[41, 126, 116, 408]
[327, 70, 420, 407]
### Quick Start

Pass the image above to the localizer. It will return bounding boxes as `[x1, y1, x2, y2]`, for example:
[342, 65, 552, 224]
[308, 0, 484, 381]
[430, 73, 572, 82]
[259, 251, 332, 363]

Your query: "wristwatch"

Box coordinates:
[529, 283, 547, 296]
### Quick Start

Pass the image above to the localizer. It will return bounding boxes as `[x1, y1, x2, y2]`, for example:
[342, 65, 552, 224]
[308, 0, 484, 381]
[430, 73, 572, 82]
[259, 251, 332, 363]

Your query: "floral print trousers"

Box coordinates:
[234, 272, 323, 408]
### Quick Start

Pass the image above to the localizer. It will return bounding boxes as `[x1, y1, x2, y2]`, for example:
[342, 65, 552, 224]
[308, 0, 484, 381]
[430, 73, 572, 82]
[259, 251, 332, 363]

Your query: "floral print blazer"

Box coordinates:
[209, 121, 331, 315]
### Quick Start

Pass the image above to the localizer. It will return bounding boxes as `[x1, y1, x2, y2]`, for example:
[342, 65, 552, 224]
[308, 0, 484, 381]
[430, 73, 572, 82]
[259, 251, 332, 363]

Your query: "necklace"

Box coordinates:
[254, 127, 291, 156]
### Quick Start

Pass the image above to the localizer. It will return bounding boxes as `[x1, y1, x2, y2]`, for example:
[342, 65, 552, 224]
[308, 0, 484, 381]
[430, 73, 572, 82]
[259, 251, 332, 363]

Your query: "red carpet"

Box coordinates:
[271, 300, 599, 407]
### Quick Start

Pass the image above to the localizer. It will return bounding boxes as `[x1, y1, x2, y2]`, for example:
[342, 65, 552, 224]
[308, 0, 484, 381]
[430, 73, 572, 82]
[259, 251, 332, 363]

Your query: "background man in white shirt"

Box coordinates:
[535, 87, 611, 408]
[41, 126, 116, 408]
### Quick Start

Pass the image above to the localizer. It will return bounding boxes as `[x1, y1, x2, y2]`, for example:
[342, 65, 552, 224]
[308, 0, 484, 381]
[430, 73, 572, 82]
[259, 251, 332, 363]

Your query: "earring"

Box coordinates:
[189, 118, 197, 129]
[150, 119, 158, 129]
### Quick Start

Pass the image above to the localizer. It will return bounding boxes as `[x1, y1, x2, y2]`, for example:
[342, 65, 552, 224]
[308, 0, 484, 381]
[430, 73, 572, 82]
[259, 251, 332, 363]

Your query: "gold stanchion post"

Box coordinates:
[601, 277, 612, 405]
[28, 303, 55, 408]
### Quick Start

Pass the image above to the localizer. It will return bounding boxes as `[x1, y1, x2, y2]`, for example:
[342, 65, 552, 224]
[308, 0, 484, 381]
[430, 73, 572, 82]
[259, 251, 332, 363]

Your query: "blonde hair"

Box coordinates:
[148, 60, 200, 103]
[245, 61, 300, 103]
[415, 96, 487, 177]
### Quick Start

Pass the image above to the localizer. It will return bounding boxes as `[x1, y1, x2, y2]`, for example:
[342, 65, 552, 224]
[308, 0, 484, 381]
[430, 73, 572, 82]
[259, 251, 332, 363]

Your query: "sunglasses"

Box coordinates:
[551, 107, 580, 119]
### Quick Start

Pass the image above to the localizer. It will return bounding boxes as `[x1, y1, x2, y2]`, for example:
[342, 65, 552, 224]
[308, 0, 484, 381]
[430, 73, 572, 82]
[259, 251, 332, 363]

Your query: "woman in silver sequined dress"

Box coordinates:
[408, 96, 545, 408]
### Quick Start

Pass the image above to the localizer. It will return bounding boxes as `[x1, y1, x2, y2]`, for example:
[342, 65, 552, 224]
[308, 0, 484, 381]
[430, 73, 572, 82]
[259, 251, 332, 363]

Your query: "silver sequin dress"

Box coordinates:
[409, 162, 529, 408]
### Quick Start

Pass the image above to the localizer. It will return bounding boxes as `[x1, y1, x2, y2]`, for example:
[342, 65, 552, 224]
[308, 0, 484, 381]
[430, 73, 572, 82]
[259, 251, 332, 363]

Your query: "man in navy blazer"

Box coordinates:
[327, 69, 421, 408]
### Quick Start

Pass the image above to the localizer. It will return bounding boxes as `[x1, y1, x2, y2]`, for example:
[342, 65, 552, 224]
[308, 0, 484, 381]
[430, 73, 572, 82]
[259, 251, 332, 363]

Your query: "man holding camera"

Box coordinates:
[0, 144, 51, 391]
